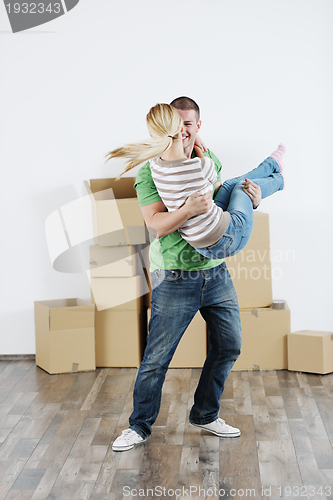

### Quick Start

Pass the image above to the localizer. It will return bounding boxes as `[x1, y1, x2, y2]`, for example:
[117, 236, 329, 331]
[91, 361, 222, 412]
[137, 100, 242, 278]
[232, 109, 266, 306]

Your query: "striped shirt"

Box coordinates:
[150, 156, 231, 248]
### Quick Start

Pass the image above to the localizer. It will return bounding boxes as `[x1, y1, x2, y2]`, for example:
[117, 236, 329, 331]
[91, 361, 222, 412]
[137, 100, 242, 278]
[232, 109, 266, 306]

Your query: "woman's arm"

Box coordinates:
[141, 191, 212, 238]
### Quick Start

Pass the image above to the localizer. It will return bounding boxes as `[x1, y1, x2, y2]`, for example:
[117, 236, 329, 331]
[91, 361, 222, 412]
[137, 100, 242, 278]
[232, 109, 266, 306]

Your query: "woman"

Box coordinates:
[106, 103, 284, 259]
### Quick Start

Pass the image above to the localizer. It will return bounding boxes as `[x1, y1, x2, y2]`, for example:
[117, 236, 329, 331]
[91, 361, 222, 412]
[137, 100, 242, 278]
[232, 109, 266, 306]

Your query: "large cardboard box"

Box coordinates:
[232, 301, 290, 370]
[225, 212, 272, 309]
[95, 307, 145, 367]
[84, 178, 146, 246]
[90, 274, 149, 311]
[90, 244, 139, 277]
[147, 308, 207, 368]
[288, 330, 333, 374]
[34, 299, 95, 374]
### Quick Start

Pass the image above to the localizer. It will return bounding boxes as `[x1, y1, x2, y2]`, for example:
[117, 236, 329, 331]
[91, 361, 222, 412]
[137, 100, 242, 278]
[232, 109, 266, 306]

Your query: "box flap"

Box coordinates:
[48, 302, 95, 331]
[89, 178, 137, 198]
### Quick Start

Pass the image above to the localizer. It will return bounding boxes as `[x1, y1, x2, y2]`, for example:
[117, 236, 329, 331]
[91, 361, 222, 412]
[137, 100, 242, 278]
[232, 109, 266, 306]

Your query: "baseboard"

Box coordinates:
[0, 354, 36, 361]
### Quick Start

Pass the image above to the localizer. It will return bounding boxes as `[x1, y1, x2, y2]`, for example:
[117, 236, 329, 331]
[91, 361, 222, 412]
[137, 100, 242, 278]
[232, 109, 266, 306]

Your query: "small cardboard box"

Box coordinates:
[225, 212, 272, 309]
[90, 275, 149, 311]
[84, 178, 146, 247]
[90, 244, 139, 277]
[288, 330, 333, 374]
[95, 308, 145, 368]
[232, 301, 290, 370]
[147, 309, 207, 368]
[34, 299, 95, 374]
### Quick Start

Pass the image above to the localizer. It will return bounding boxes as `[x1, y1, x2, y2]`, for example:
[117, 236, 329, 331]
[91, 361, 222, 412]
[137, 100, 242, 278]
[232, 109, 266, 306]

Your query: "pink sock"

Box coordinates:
[270, 143, 285, 172]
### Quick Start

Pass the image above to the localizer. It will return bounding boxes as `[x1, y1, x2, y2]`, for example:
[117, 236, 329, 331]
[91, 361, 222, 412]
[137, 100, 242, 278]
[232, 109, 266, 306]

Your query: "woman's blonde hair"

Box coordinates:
[105, 103, 183, 178]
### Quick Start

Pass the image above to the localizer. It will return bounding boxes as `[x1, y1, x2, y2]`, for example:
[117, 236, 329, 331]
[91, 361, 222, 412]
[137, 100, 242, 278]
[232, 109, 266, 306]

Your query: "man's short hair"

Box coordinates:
[170, 96, 200, 122]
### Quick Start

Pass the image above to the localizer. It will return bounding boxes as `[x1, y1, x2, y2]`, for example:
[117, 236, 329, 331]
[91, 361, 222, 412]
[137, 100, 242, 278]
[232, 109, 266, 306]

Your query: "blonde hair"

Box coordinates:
[105, 103, 183, 178]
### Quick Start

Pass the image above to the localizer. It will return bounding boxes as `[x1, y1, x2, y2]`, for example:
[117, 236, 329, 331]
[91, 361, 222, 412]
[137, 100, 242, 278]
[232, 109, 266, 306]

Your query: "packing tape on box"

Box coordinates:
[272, 301, 285, 310]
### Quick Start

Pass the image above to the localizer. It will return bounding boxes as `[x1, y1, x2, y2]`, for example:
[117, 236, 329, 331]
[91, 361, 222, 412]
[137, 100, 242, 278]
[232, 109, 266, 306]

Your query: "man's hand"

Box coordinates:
[185, 191, 212, 216]
[242, 178, 262, 208]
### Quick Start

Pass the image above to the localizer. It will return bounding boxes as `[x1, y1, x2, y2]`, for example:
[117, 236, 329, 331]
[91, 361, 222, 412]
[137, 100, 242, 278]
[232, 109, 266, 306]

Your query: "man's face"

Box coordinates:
[174, 108, 201, 158]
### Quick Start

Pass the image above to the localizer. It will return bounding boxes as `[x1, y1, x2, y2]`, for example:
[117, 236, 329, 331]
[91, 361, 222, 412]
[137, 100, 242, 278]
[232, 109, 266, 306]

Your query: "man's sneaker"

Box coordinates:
[112, 428, 148, 452]
[190, 418, 241, 437]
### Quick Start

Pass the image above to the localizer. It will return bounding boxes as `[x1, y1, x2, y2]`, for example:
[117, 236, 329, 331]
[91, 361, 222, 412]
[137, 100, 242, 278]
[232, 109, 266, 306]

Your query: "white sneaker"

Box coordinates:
[190, 418, 241, 437]
[112, 428, 148, 452]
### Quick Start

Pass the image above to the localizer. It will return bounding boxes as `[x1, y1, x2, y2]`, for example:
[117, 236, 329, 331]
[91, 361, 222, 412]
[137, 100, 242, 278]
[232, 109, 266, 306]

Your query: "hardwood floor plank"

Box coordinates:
[37, 410, 87, 469]
[0, 417, 32, 458]
[33, 373, 77, 405]
[309, 437, 333, 469]
[233, 372, 252, 415]
[266, 396, 288, 422]
[135, 444, 182, 494]
[80, 369, 110, 411]
[72, 482, 95, 500]
[0, 415, 21, 446]
[280, 387, 303, 419]
[9, 365, 50, 394]
[60, 372, 101, 411]
[92, 453, 122, 494]
[68, 417, 101, 459]
[109, 469, 140, 498]
[306, 374, 324, 387]
[232, 475, 262, 500]
[90, 417, 118, 447]
[7, 393, 38, 417]
[262, 370, 281, 397]
[11, 468, 46, 490]
[219, 415, 259, 477]
[252, 405, 277, 441]
[257, 440, 302, 485]
[87, 369, 136, 419]
[38, 409, 68, 445]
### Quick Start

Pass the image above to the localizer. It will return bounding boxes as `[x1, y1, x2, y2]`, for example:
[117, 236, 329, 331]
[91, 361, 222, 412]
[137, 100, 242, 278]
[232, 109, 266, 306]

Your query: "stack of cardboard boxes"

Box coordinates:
[226, 212, 291, 370]
[85, 178, 149, 368]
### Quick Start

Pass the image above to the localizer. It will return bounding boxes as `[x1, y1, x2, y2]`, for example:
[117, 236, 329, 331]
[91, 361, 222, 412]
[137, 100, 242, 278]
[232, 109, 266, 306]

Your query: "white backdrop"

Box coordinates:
[1, 0, 332, 354]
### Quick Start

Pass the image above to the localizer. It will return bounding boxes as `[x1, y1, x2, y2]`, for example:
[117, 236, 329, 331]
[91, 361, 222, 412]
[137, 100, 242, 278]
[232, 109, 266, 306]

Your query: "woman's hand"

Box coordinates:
[194, 134, 207, 153]
[242, 178, 262, 208]
[185, 191, 212, 216]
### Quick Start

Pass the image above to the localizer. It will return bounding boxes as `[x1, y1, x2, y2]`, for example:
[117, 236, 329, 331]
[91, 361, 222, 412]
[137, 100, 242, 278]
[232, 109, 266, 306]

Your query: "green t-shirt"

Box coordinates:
[134, 149, 225, 272]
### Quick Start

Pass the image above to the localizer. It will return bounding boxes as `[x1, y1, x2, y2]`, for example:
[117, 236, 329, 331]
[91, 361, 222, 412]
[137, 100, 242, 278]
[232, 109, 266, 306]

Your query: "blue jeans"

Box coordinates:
[129, 262, 241, 438]
[195, 157, 284, 260]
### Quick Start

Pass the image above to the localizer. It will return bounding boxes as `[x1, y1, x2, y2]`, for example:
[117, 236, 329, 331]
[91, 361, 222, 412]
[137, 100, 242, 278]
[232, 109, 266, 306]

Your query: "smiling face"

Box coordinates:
[173, 108, 201, 158]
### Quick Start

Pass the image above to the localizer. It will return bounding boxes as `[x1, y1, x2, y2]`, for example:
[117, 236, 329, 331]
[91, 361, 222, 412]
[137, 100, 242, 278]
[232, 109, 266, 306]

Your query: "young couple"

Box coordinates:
[106, 97, 285, 451]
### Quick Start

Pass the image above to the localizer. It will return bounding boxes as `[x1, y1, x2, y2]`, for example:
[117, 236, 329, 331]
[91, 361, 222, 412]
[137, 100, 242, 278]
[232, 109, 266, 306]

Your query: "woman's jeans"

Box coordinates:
[195, 157, 284, 260]
[129, 262, 242, 438]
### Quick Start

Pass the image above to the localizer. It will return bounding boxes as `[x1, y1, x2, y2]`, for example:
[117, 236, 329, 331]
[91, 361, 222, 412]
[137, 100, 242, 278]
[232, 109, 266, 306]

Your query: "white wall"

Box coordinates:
[1, 0, 332, 354]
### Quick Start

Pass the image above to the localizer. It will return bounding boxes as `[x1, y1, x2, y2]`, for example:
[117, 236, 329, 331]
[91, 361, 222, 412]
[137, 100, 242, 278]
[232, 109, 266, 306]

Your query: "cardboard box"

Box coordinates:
[147, 308, 207, 368]
[34, 299, 95, 374]
[232, 301, 290, 370]
[225, 212, 272, 309]
[84, 178, 146, 246]
[95, 308, 145, 367]
[288, 330, 333, 374]
[90, 244, 139, 277]
[90, 275, 149, 311]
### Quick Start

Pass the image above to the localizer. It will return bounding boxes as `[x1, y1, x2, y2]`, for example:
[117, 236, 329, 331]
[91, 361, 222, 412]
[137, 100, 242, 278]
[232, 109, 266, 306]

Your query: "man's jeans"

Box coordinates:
[129, 262, 241, 439]
[195, 157, 284, 260]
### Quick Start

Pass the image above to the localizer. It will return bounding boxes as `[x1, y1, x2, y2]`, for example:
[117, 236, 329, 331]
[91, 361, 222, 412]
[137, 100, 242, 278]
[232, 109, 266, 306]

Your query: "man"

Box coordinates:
[112, 96, 261, 452]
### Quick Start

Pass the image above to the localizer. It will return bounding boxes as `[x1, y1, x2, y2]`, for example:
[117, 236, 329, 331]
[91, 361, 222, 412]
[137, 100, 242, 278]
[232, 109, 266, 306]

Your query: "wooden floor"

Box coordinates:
[1, 361, 333, 500]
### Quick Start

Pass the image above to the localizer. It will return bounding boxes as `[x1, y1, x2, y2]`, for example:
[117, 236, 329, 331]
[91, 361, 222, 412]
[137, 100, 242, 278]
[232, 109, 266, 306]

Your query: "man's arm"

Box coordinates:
[141, 192, 212, 238]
